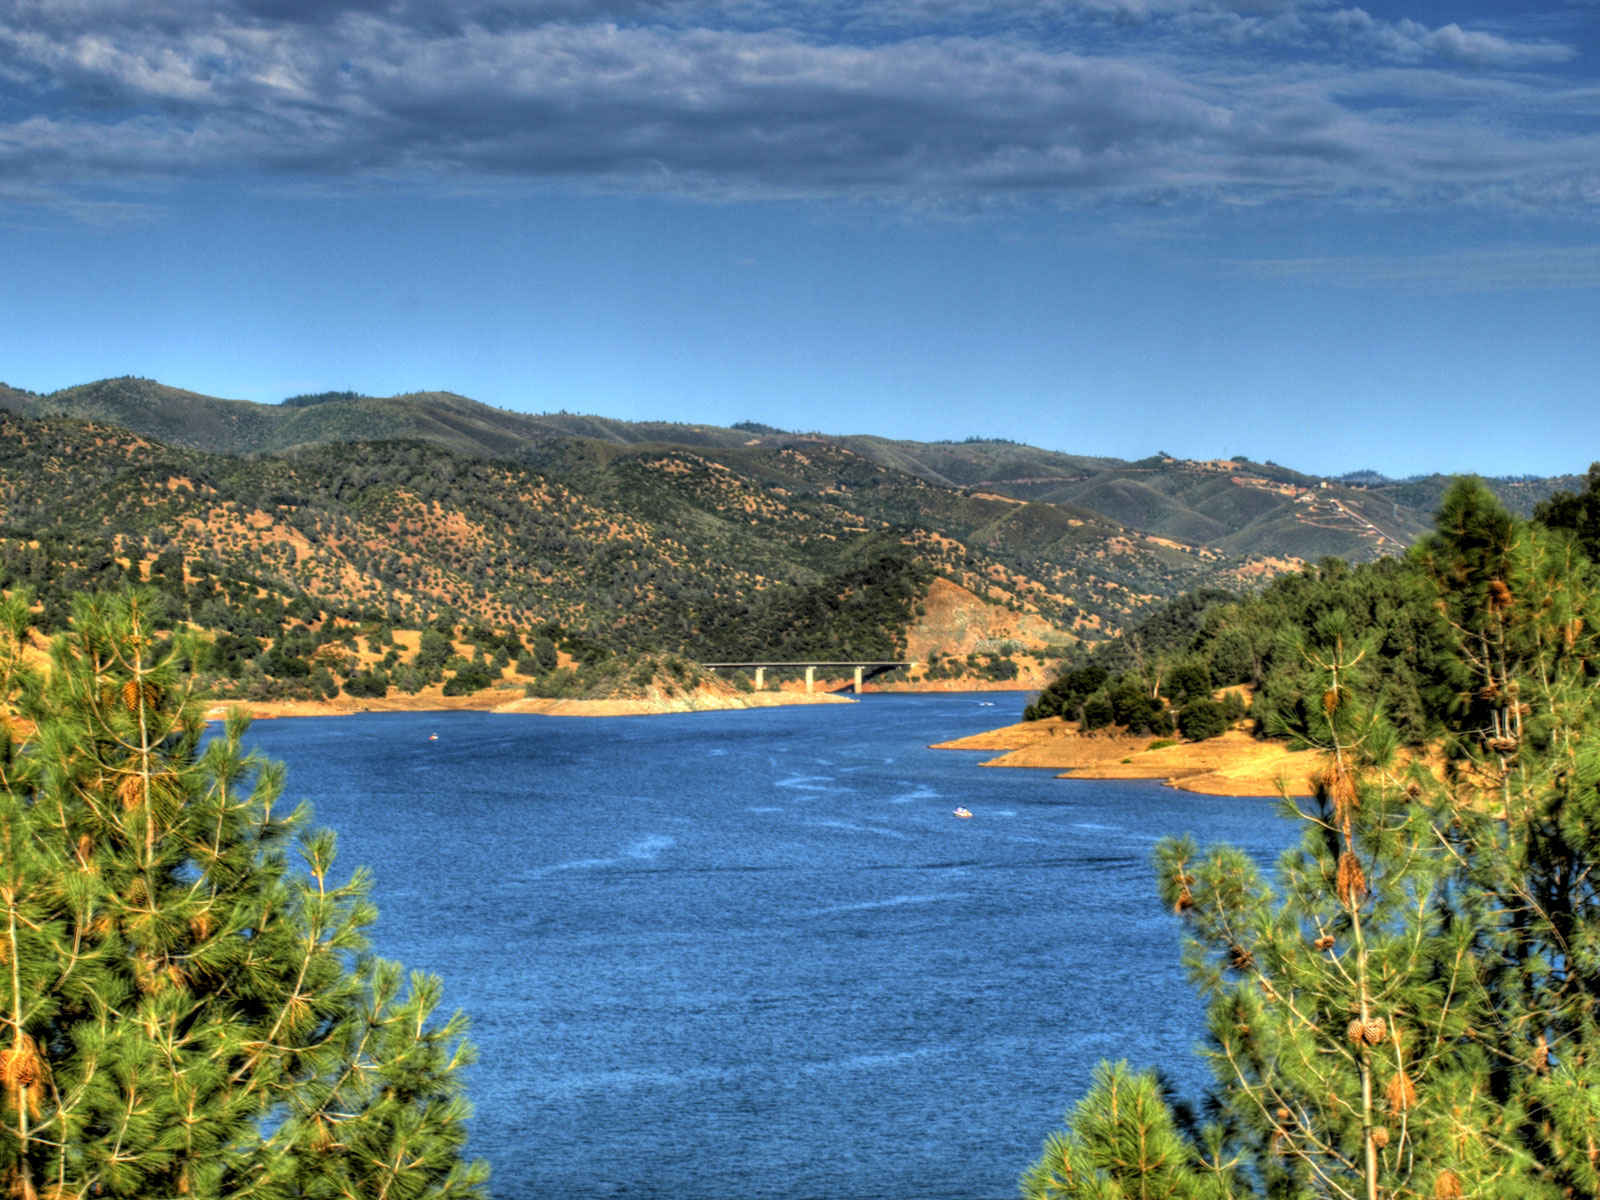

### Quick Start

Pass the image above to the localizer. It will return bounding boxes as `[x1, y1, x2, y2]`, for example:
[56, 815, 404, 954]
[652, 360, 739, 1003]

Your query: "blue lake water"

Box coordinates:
[239, 694, 1297, 1199]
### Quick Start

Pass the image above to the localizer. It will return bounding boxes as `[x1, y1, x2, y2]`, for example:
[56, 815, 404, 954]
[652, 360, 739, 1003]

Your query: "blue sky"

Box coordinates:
[2, 0, 1598, 478]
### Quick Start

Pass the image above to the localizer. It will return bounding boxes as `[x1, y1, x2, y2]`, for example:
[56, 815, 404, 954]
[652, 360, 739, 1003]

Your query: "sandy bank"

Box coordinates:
[205, 684, 855, 721]
[932, 718, 1323, 797]
[492, 691, 854, 717]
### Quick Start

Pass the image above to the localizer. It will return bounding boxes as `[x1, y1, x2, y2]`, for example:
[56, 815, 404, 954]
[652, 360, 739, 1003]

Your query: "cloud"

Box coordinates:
[0, 0, 1591, 221]
[1224, 244, 1600, 290]
[1325, 8, 1577, 68]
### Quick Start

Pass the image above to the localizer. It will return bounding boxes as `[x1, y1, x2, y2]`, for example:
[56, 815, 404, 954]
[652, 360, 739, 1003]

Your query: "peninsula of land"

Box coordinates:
[933, 717, 1322, 797]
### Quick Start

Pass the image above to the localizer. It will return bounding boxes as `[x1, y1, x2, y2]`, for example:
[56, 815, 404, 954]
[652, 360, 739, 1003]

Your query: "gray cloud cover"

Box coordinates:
[0, 0, 1592, 219]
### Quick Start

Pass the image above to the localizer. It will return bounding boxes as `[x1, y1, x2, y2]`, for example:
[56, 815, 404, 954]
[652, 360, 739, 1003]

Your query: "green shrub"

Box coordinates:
[442, 664, 495, 695]
[1178, 696, 1229, 741]
[343, 671, 389, 698]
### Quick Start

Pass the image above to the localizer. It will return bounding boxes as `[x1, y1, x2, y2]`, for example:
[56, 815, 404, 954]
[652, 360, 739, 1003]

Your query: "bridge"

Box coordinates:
[701, 660, 915, 693]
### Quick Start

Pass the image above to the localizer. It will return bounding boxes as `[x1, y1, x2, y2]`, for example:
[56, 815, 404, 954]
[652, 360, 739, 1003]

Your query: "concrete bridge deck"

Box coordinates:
[701, 661, 914, 693]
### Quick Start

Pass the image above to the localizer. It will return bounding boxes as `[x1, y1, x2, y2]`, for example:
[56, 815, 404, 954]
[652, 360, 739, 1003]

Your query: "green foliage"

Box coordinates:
[1033, 552, 1459, 746]
[1025, 486, 1600, 1200]
[343, 670, 389, 698]
[1081, 692, 1115, 729]
[282, 390, 370, 408]
[524, 667, 580, 698]
[1106, 680, 1173, 736]
[1021, 1062, 1238, 1200]
[1165, 659, 1214, 705]
[1026, 666, 1109, 722]
[442, 663, 496, 695]
[0, 591, 485, 1198]
[1533, 460, 1600, 561]
[414, 629, 454, 673]
[520, 649, 717, 702]
[1094, 590, 1236, 678]
[1177, 697, 1228, 741]
[531, 636, 559, 672]
[685, 546, 928, 664]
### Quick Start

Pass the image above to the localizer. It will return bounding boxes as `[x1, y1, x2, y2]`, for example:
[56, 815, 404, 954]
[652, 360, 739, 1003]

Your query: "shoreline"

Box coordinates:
[932, 718, 1322, 797]
[203, 685, 866, 721]
[204, 681, 1039, 722]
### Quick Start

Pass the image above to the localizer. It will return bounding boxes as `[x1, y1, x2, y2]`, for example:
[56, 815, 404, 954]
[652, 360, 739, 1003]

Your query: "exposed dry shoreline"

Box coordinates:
[204, 684, 857, 721]
[932, 718, 1323, 797]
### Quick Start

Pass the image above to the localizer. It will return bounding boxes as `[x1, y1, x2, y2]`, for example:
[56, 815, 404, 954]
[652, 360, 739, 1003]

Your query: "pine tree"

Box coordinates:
[1417, 481, 1600, 1198]
[1022, 482, 1600, 1200]
[0, 590, 486, 1199]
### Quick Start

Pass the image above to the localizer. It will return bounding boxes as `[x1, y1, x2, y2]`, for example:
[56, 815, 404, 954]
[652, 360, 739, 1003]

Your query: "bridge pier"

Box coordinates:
[700, 660, 912, 694]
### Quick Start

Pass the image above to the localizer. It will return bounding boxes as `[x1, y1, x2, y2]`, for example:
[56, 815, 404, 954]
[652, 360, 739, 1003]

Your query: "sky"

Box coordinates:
[2, 0, 1598, 478]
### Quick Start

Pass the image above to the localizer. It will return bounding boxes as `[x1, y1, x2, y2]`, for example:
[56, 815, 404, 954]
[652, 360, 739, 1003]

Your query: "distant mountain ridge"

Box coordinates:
[0, 375, 1583, 571]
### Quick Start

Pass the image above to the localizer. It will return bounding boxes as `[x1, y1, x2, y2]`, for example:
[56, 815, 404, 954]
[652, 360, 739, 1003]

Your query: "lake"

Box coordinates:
[239, 693, 1296, 1199]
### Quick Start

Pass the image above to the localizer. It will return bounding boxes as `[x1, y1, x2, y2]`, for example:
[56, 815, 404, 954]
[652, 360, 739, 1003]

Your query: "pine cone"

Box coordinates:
[1347, 1018, 1365, 1045]
[1364, 1017, 1387, 1045]
[4, 1051, 37, 1089]
[1, 1035, 46, 1093]
[1229, 944, 1255, 971]
[116, 774, 145, 810]
[120, 678, 161, 713]
[1370, 1127, 1390, 1150]
[1313, 935, 1335, 952]
[1434, 1169, 1463, 1199]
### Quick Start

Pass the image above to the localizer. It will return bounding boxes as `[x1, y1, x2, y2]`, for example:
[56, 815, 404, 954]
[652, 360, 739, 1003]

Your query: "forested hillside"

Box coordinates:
[0, 376, 1587, 708]
[2, 376, 1579, 566]
[0, 407, 1247, 699]
[1026, 466, 1600, 749]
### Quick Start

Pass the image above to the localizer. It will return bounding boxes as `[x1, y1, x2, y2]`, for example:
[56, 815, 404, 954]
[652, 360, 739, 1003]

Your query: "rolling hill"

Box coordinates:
[2, 377, 1578, 571]
[0, 407, 1239, 699]
[0, 374, 1588, 707]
